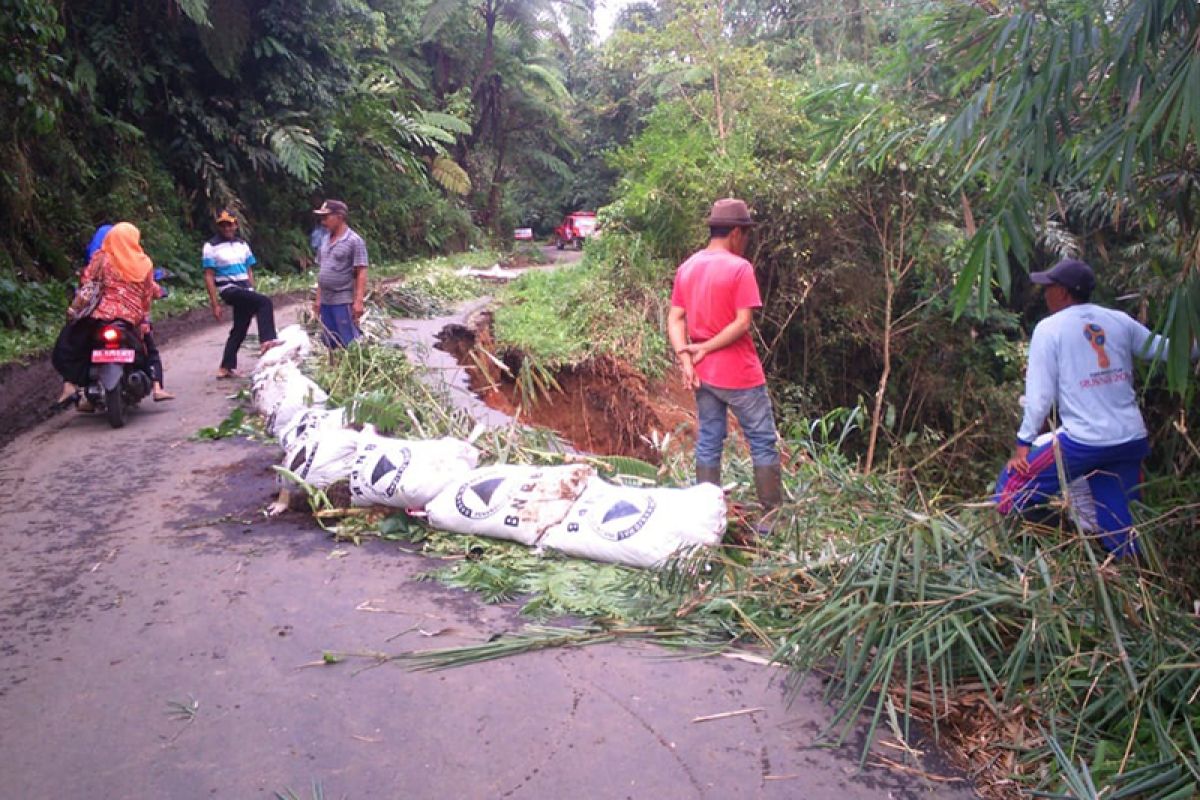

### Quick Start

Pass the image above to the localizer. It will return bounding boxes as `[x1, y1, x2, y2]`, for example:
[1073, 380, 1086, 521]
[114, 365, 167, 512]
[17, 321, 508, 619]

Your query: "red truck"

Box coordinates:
[554, 211, 598, 250]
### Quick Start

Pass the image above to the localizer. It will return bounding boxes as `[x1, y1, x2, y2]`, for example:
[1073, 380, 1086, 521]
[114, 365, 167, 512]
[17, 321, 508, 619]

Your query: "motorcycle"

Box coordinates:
[86, 319, 153, 428]
[81, 267, 169, 429]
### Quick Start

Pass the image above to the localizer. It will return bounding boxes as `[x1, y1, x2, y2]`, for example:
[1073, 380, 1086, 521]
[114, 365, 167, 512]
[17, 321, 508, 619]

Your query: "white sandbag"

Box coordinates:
[278, 407, 347, 453]
[255, 324, 312, 372]
[280, 427, 361, 489]
[426, 464, 594, 545]
[541, 481, 727, 569]
[350, 435, 481, 510]
[251, 362, 328, 435]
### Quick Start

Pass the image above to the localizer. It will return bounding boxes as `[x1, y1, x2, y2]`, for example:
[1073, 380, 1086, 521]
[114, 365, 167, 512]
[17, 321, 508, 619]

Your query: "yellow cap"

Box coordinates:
[216, 210, 238, 225]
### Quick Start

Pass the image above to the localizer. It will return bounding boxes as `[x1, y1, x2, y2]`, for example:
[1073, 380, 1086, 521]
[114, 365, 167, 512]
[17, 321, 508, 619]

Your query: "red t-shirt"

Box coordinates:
[670, 248, 765, 389]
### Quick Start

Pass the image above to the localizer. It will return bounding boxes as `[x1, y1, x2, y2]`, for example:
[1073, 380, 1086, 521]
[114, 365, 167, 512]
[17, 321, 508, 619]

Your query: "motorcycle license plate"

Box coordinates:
[92, 348, 135, 364]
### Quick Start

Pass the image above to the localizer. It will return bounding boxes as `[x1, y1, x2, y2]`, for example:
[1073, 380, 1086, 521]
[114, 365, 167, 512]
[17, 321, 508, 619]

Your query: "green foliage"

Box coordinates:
[375, 255, 489, 318]
[0, 0, 67, 134]
[493, 268, 595, 367]
[425, 532, 654, 618]
[0, 0, 488, 317]
[889, 0, 1200, 390]
[491, 240, 672, 378]
[194, 407, 263, 441]
[381, 412, 1200, 798]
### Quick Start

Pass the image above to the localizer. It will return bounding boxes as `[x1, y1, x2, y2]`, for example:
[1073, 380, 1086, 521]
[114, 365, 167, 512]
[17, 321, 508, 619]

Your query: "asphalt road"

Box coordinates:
[0, 297, 973, 798]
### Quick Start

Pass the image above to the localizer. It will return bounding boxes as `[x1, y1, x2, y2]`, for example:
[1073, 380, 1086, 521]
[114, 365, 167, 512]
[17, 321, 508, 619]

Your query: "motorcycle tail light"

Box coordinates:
[101, 327, 121, 349]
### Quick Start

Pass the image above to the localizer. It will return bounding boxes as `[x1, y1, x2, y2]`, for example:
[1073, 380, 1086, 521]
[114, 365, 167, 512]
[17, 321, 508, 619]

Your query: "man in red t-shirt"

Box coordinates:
[668, 198, 781, 534]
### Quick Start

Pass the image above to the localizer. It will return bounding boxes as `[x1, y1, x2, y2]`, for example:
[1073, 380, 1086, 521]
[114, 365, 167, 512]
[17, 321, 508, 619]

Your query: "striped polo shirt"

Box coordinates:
[201, 236, 257, 294]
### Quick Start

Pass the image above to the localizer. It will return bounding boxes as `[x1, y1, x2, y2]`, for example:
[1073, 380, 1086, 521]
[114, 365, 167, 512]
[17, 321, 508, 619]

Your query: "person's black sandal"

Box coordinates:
[50, 394, 78, 412]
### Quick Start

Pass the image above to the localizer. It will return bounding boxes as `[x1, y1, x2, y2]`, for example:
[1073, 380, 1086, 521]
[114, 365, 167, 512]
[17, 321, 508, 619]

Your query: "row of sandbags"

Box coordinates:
[245, 325, 728, 568]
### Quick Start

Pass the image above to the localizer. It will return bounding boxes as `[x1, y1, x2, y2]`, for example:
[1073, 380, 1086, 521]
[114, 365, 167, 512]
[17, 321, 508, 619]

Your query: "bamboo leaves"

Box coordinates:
[911, 0, 1200, 387]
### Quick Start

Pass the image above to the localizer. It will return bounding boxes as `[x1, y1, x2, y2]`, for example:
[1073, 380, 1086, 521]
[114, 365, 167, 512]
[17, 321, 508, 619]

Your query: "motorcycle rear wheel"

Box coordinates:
[105, 387, 126, 428]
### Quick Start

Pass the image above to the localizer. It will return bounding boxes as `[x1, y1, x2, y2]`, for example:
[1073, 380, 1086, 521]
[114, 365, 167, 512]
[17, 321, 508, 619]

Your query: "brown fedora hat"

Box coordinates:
[706, 197, 756, 227]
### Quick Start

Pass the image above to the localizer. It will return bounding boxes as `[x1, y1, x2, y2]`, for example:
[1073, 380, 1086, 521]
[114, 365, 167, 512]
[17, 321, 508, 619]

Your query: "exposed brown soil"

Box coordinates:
[436, 315, 695, 462]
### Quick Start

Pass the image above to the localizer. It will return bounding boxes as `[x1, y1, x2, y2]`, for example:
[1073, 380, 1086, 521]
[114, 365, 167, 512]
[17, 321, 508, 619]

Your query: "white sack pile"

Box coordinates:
[350, 435, 481, 509]
[541, 481, 727, 569]
[251, 362, 329, 436]
[242, 327, 730, 568]
[278, 407, 347, 453]
[281, 427, 361, 489]
[426, 464, 594, 546]
[255, 324, 313, 371]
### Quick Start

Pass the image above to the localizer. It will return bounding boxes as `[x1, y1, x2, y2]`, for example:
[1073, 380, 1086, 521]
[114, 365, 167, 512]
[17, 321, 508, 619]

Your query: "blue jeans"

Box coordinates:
[994, 434, 1149, 558]
[695, 383, 779, 469]
[319, 303, 360, 349]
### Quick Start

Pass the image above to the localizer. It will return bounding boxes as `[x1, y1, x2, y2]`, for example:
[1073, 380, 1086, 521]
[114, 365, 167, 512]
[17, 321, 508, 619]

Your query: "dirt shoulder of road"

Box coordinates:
[0, 289, 309, 449]
[0, 244, 577, 451]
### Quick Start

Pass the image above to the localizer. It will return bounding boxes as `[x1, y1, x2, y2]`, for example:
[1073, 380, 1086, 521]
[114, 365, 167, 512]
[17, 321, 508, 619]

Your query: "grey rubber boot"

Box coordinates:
[753, 464, 783, 535]
[695, 464, 721, 486]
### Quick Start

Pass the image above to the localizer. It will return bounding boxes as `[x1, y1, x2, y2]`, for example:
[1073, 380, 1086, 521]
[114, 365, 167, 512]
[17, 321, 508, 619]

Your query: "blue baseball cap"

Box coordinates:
[1030, 259, 1096, 295]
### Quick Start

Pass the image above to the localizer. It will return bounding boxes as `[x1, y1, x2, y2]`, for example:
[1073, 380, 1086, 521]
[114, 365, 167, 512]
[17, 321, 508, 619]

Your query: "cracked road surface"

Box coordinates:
[0, 300, 974, 799]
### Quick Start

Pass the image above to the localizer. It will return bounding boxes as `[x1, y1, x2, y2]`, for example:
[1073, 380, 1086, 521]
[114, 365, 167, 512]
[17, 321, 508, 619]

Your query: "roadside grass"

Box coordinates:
[365, 418, 1200, 799]
[300, 342, 1200, 799]
[491, 244, 673, 379]
[233, 269, 1200, 800]
[0, 250, 497, 365]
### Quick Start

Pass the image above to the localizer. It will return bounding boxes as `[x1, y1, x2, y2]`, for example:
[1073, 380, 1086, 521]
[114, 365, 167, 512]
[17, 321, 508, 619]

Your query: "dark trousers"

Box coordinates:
[145, 330, 163, 386]
[220, 288, 277, 370]
[52, 318, 102, 385]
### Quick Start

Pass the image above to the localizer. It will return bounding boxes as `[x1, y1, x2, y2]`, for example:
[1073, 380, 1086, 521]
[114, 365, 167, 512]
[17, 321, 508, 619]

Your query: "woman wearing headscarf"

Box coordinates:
[52, 222, 173, 408]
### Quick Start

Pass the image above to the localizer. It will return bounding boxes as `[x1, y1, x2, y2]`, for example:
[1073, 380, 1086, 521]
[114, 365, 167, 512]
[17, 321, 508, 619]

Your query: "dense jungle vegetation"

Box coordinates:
[4, 0, 1197, 477]
[5, 1, 1200, 794]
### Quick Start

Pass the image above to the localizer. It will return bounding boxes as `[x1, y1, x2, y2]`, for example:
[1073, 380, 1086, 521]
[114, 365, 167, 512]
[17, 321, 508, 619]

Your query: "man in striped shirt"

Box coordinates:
[203, 211, 279, 378]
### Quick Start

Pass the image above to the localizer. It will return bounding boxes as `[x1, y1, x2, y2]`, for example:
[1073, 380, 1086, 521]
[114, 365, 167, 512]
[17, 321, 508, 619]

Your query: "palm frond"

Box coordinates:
[521, 63, 570, 102]
[420, 110, 472, 136]
[266, 124, 324, 187]
[175, 0, 211, 27]
[429, 155, 471, 195]
[421, 0, 463, 41]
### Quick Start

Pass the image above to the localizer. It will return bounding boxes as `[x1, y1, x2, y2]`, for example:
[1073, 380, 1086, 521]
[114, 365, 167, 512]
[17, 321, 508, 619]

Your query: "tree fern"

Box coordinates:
[266, 124, 324, 188]
[175, 0, 211, 27]
[522, 63, 571, 102]
[420, 110, 472, 136]
[421, 0, 463, 41]
[524, 148, 573, 180]
[430, 155, 471, 195]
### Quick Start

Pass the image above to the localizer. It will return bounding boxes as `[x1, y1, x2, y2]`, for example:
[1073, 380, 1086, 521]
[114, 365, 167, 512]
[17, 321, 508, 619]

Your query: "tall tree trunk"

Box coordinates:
[865, 275, 893, 474]
[848, 0, 865, 60]
[484, 76, 505, 235]
[474, 0, 505, 233]
[472, 0, 497, 101]
[864, 176, 915, 474]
